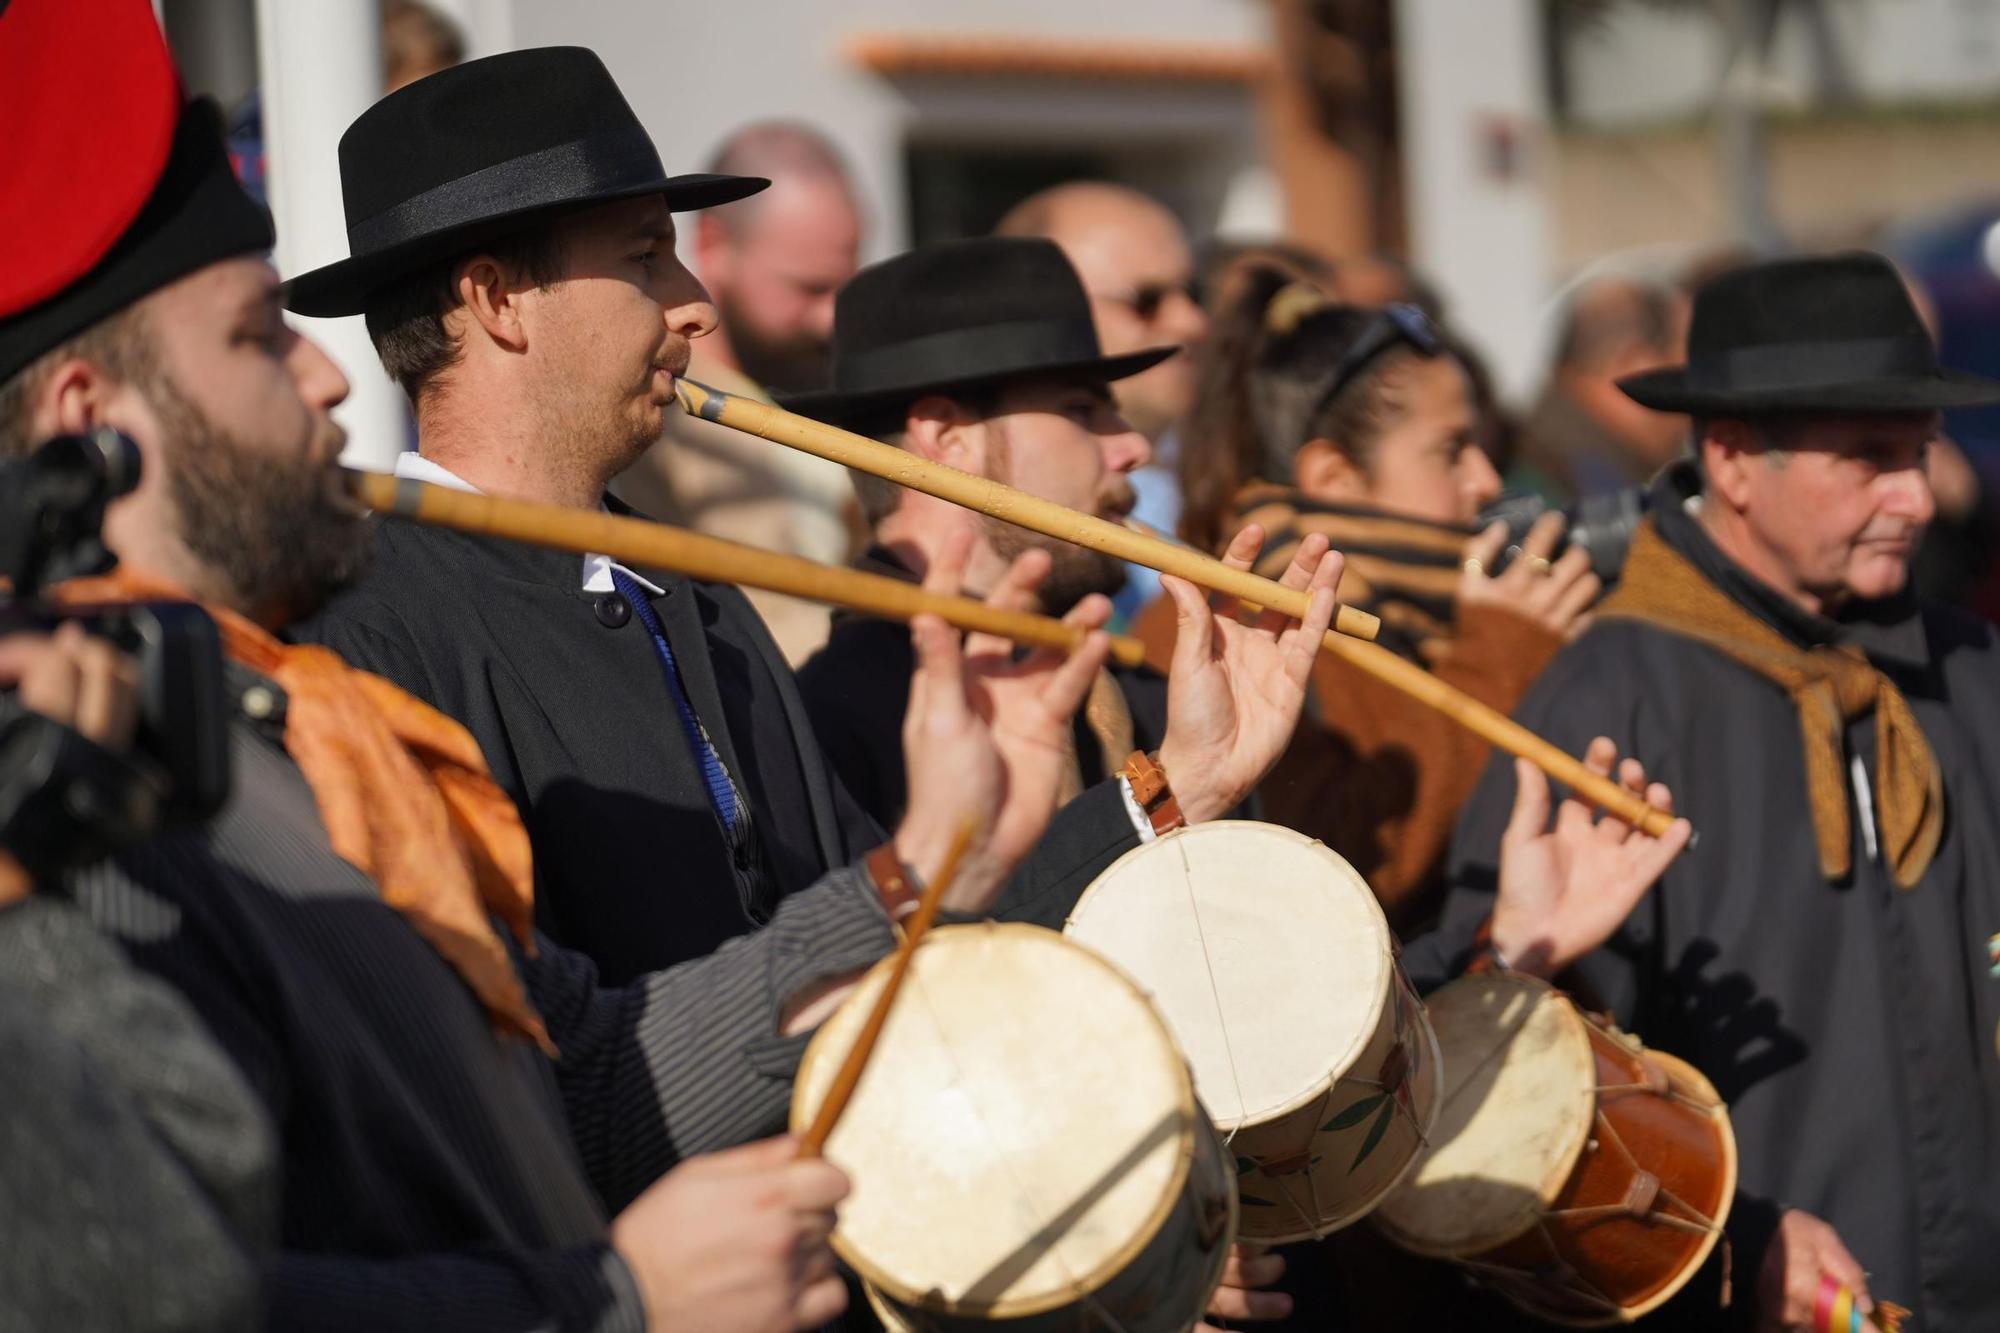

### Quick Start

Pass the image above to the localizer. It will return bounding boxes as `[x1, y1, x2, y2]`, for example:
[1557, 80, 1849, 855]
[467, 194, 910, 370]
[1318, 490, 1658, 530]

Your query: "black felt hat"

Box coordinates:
[284, 46, 766, 318]
[1618, 251, 2000, 415]
[779, 236, 1178, 427]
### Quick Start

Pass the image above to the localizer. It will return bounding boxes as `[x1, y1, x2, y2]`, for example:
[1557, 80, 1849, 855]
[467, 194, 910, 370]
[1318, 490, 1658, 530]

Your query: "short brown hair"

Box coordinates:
[0, 305, 156, 459]
[362, 226, 566, 402]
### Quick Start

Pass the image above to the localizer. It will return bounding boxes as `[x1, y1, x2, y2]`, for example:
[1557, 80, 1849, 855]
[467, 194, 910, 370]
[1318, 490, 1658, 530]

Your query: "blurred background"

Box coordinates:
[158, 0, 2000, 607]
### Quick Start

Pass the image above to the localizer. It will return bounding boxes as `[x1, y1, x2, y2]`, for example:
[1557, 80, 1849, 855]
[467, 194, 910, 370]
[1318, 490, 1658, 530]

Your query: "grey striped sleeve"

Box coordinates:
[527, 863, 895, 1209]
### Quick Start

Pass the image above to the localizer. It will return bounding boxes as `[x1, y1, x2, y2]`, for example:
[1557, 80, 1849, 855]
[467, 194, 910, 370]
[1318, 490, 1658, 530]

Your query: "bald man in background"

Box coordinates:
[1512, 274, 1689, 505]
[614, 122, 864, 662]
[996, 183, 1210, 620]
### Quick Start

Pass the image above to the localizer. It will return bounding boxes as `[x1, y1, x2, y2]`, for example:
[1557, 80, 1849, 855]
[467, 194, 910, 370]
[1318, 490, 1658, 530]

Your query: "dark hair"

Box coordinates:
[362, 224, 567, 402]
[0, 305, 155, 459]
[1178, 264, 1439, 555]
[850, 384, 1007, 526]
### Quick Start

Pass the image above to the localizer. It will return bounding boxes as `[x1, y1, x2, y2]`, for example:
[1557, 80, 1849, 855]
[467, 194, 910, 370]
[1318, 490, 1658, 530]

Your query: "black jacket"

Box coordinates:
[295, 520, 1138, 985]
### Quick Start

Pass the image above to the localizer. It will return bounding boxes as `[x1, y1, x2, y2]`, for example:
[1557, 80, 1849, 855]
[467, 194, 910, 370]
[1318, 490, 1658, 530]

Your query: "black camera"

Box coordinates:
[1478, 487, 1649, 584]
[0, 429, 230, 880]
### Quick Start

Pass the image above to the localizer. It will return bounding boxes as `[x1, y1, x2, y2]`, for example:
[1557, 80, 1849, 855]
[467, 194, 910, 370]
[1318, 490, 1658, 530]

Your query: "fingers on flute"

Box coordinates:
[1255, 533, 1330, 634]
[1163, 574, 1217, 667]
[987, 547, 1052, 613]
[1505, 756, 1553, 845]
[905, 614, 967, 734]
[921, 529, 976, 598]
[1212, 522, 1264, 618]
[1043, 630, 1112, 717]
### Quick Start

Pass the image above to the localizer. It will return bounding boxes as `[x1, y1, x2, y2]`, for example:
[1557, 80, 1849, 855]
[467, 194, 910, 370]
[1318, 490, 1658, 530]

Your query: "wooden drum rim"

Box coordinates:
[789, 921, 1203, 1320]
[1065, 820, 1396, 1128]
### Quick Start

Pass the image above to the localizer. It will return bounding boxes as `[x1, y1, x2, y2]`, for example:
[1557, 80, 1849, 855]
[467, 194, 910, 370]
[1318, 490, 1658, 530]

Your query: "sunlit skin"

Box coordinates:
[1030, 187, 1209, 441]
[417, 194, 718, 509]
[875, 376, 1150, 607]
[1291, 355, 1500, 526]
[31, 259, 353, 626]
[1699, 412, 1939, 617]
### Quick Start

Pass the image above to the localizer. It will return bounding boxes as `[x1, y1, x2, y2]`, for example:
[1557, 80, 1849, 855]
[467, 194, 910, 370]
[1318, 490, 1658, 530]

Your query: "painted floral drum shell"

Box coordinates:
[1065, 821, 1442, 1242]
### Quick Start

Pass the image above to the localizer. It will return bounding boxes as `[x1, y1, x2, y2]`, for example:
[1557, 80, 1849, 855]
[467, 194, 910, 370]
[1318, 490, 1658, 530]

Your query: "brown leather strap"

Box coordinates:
[1122, 750, 1185, 837]
[864, 842, 921, 922]
[1464, 912, 1505, 975]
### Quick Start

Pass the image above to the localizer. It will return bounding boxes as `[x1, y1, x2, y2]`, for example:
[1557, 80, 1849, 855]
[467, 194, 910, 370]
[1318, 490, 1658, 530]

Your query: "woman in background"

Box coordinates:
[1139, 269, 1596, 930]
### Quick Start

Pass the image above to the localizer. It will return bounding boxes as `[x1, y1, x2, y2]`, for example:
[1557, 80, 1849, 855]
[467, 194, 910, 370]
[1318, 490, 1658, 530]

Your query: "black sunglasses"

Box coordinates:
[1098, 280, 1201, 322]
[1307, 303, 1445, 423]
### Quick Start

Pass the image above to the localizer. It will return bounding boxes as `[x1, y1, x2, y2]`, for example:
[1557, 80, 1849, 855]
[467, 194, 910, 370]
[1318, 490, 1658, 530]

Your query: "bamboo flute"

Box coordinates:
[343, 471, 1145, 669]
[797, 820, 973, 1158]
[673, 379, 1682, 839]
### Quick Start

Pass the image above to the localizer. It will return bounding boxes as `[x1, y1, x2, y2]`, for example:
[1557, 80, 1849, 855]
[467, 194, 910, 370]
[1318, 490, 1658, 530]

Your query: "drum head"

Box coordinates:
[1064, 822, 1393, 1130]
[792, 923, 1197, 1319]
[1374, 972, 1596, 1256]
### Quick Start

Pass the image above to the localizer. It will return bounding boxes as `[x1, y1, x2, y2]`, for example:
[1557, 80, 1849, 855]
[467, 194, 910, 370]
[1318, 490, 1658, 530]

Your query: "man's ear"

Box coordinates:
[1293, 437, 1366, 501]
[454, 254, 530, 354]
[1700, 418, 1760, 510]
[39, 357, 115, 437]
[902, 394, 984, 468]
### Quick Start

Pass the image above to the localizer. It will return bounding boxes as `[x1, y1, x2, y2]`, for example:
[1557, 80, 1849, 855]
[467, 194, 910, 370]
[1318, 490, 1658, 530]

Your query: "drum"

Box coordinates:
[1063, 821, 1441, 1242]
[790, 922, 1236, 1332]
[1373, 972, 1736, 1327]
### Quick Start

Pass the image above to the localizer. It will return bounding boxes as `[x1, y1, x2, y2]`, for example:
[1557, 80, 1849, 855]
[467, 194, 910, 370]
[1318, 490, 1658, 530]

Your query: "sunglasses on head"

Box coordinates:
[1307, 303, 1445, 421]
[1097, 280, 1201, 323]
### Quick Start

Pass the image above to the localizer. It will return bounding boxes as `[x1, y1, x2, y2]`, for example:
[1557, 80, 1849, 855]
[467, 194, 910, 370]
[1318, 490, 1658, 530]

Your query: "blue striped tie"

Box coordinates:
[610, 569, 742, 835]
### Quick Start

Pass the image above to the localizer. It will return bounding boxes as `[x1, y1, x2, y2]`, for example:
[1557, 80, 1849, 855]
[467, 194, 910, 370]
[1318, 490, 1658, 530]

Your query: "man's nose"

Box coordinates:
[1104, 425, 1152, 474]
[1161, 289, 1209, 347]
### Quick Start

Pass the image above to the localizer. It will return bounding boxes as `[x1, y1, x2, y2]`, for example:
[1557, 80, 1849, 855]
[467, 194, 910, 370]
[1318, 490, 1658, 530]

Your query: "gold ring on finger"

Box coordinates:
[1462, 556, 1485, 576]
[1527, 554, 1553, 576]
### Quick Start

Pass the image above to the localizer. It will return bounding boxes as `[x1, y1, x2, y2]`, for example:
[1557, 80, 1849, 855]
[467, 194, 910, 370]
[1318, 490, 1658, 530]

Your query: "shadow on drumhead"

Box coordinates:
[956, 1106, 1187, 1307]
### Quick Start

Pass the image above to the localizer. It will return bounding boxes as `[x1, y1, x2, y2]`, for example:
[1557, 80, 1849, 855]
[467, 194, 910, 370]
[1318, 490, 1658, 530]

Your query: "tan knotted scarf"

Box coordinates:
[1055, 669, 1137, 809]
[1599, 520, 1943, 888]
[58, 569, 554, 1053]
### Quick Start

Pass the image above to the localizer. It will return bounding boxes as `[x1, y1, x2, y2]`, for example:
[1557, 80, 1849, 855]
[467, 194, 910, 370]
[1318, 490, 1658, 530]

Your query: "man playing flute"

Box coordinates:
[1435, 253, 2000, 1332]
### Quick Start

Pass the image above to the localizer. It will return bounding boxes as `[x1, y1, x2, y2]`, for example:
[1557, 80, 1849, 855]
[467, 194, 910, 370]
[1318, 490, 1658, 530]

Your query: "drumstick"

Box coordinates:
[797, 819, 974, 1158]
[674, 381, 1681, 839]
[672, 378, 1381, 643]
[343, 472, 1145, 668]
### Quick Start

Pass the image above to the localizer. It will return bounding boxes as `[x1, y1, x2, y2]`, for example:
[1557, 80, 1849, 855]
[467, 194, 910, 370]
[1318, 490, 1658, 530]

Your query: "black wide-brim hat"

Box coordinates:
[285, 46, 766, 318]
[779, 236, 1177, 428]
[1619, 250, 2000, 415]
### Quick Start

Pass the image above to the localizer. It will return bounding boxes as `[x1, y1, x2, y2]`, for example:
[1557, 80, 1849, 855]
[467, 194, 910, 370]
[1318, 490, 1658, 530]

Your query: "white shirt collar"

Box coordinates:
[389, 451, 665, 596]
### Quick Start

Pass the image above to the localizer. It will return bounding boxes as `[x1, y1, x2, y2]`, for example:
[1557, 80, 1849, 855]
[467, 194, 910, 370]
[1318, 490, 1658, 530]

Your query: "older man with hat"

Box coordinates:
[1430, 252, 2000, 1331]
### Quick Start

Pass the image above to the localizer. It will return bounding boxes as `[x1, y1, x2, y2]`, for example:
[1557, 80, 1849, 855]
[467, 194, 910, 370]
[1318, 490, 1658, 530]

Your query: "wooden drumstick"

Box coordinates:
[674, 381, 1682, 839]
[343, 472, 1145, 669]
[797, 819, 974, 1159]
[672, 377, 1382, 643]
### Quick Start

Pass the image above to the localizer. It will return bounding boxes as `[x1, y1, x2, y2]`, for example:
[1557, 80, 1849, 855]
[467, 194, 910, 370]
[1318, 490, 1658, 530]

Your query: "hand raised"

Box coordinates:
[1156, 524, 1342, 825]
[1755, 1208, 1872, 1333]
[609, 1135, 849, 1333]
[894, 534, 1110, 910]
[1490, 737, 1692, 978]
[1458, 514, 1600, 641]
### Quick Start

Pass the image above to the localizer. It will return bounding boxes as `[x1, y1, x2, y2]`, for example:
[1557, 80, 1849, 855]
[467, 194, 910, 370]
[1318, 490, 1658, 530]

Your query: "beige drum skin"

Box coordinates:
[792, 922, 1236, 1332]
[1064, 821, 1442, 1242]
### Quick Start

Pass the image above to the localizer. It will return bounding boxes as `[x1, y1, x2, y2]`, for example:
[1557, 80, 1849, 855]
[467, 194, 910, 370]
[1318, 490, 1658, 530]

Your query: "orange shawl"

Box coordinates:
[59, 569, 553, 1054]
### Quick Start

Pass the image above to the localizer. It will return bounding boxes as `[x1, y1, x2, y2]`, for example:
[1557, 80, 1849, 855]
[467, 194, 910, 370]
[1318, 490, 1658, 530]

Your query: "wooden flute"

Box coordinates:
[342, 471, 1147, 669]
[671, 379, 1682, 839]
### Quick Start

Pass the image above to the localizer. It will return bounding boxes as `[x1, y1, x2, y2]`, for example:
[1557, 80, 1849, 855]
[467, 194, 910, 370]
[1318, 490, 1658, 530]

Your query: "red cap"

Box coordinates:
[0, 0, 182, 317]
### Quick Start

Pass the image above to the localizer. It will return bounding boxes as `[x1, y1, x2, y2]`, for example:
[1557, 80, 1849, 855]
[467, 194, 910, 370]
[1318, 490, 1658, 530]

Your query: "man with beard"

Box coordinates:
[794, 237, 1180, 828]
[290, 49, 1349, 1011]
[613, 122, 864, 663]
[1434, 253, 2000, 1331]
[2, 11, 1136, 1328]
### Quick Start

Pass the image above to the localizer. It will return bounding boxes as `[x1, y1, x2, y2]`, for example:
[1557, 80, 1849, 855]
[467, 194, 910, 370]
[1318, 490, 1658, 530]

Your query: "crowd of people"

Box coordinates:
[3, 1, 1999, 1331]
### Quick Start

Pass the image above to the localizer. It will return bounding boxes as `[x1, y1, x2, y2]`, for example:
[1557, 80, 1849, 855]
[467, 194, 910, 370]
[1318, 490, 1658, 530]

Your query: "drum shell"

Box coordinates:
[1063, 822, 1442, 1244]
[863, 1112, 1238, 1333]
[1469, 1037, 1735, 1326]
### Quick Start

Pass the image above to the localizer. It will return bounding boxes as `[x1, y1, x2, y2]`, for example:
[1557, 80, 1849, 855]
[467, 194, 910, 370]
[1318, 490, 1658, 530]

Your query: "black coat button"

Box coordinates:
[594, 593, 631, 628]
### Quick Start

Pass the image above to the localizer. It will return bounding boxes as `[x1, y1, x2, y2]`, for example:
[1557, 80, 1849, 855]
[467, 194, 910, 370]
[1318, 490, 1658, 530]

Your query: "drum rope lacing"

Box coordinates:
[1453, 1017, 1728, 1317]
[894, 949, 1146, 1333]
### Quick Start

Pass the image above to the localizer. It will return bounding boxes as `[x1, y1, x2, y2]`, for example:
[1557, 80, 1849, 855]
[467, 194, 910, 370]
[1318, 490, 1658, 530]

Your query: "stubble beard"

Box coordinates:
[983, 420, 1129, 615]
[154, 371, 372, 624]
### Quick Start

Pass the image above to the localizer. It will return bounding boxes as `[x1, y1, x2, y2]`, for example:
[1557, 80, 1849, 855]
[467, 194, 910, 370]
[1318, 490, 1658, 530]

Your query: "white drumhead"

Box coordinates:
[1374, 972, 1596, 1256]
[791, 923, 1196, 1318]
[1064, 821, 1393, 1130]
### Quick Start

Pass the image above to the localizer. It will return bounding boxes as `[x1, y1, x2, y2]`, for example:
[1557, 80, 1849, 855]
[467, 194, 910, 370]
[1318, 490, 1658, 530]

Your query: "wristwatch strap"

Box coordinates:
[1122, 750, 1186, 837]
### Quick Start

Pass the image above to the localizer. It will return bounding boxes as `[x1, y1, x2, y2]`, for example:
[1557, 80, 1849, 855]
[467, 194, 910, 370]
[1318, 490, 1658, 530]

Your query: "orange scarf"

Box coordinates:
[58, 569, 554, 1055]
